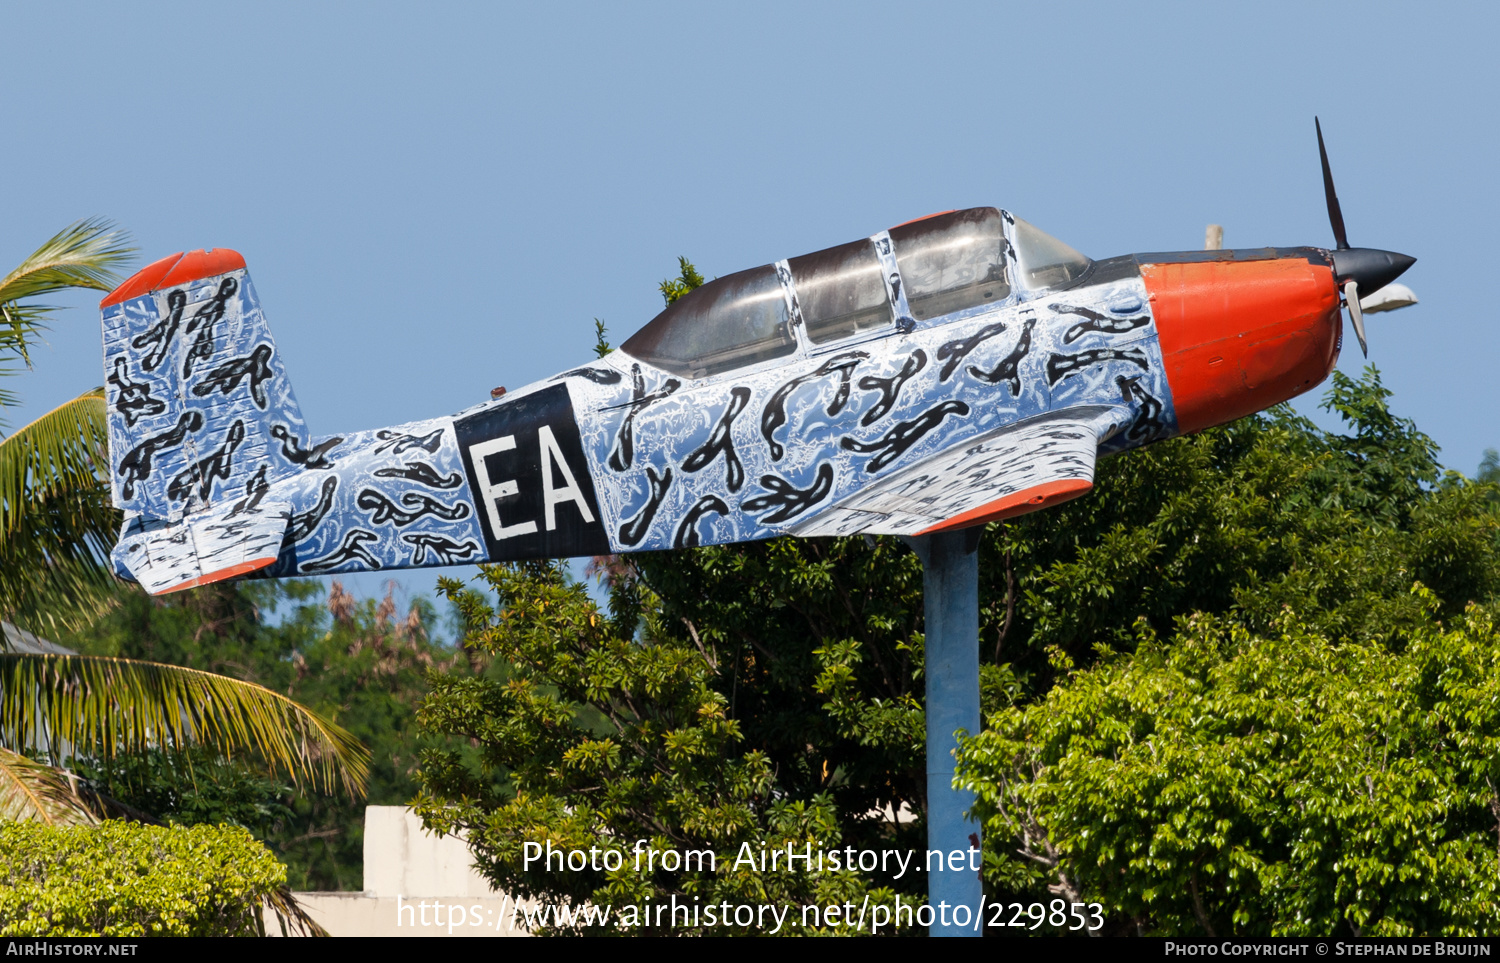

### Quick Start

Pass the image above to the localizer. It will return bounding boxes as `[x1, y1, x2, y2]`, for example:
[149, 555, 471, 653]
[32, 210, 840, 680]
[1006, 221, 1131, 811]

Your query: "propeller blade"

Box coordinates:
[1317, 117, 1351, 251]
[1343, 279, 1367, 357]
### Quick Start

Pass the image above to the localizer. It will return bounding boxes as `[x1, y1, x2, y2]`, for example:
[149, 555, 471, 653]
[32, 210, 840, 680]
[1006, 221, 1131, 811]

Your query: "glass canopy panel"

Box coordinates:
[888, 208, 1011, 321]
[789, 238, 890, 344]
[621, 265, 796, 379]
[1010, 216, 1091, 290]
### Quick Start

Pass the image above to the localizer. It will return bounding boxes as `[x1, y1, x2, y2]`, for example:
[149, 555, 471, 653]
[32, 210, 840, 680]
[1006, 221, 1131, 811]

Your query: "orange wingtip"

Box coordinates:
[100, 248, 246, 307]
[156, 556, 276, 595]
[914, 478, 1093, 535]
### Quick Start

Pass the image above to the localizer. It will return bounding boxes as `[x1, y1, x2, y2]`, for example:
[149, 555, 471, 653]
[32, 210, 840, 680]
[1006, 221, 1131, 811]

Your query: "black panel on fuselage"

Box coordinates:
[455, 383, 610, 561]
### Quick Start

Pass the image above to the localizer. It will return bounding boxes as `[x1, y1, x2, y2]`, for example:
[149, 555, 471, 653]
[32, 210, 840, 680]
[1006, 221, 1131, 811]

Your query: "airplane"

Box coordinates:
[100, 121, 1414, 594]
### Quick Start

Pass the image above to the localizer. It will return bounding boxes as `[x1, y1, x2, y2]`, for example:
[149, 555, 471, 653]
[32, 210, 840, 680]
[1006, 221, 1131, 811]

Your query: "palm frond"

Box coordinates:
[263, 887, 331, 937]
[0, 219, 135, 369]
[0, 218, 135, 304]
[0, 388, 121, 635]
[0, 654, 370, 798]
[0, 388, 109, 535]
[0, 746, 97, 825]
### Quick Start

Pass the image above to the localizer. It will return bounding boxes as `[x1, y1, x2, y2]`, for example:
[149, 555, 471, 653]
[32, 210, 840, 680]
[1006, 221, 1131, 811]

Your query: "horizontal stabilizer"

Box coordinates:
[114, 500, 289, 595]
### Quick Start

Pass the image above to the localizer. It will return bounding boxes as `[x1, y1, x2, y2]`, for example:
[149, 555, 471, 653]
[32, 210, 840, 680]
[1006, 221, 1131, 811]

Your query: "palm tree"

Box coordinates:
[0, 220, 127, 637]
[0, 221, 369, 824]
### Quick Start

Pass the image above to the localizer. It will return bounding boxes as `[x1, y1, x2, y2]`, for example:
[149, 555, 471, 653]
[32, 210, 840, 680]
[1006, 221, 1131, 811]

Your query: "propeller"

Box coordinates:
[1315, 117, 1416, 357]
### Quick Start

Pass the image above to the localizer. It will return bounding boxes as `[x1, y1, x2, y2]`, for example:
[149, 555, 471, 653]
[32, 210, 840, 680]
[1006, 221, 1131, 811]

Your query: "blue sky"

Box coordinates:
[3, 2, 1493, 607]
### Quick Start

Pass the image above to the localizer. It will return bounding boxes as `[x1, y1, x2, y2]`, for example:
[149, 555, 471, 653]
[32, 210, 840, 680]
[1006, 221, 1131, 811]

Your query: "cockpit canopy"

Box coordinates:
[622, 207, 1089, 380]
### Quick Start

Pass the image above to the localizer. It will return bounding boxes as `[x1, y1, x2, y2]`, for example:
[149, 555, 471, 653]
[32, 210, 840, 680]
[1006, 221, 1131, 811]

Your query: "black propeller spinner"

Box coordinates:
[1316, 117, 1416, 356]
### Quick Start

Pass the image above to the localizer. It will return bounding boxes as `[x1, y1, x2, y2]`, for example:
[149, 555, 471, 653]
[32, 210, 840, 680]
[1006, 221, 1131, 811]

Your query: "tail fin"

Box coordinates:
[101, 250, 310, 590]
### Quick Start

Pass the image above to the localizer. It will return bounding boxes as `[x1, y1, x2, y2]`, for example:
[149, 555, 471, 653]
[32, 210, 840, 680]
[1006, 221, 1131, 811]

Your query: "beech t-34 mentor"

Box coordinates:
[102, 122, 1414, 593]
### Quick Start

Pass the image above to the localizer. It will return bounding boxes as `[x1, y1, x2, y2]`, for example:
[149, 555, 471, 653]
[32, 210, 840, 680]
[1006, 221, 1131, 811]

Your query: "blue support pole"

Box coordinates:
[906, 530, 983, 937]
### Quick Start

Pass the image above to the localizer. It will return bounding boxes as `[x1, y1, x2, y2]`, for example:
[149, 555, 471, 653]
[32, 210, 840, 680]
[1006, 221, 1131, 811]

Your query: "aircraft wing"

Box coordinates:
[789, 406, 1119, 537]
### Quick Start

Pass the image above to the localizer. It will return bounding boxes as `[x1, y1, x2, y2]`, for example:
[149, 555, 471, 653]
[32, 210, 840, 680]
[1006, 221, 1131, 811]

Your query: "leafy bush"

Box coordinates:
[0, 821, 315, 936]
[957, 599, 1500, 936]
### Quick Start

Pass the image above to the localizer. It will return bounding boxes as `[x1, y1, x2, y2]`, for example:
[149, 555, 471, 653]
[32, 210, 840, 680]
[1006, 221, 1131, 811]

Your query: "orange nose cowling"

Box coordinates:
[1142, 257, 1340, 436]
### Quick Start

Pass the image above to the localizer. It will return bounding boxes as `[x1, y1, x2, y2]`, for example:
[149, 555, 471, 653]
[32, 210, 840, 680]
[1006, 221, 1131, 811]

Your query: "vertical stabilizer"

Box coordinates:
[101, 250, 312, 590]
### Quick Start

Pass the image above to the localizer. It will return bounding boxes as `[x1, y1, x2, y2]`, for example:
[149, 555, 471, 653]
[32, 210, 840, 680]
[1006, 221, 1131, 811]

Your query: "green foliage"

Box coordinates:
[1479, 449, 1500, 511]
[63, 579, 476, 890]
[958, 601, 1500, 936]
[0, 821, 315, 936]
[955, 368, 1500, 934]
[0, 651, 367, 798]
[991, 368, 1498, 692]
[73, 748, 294, 837]
[0, 219, 134, 400]
[658, 257, 705, 305]
[413, 561, 903, 934]
[630, 535, 930, 861]
[0, 220, 133, 633]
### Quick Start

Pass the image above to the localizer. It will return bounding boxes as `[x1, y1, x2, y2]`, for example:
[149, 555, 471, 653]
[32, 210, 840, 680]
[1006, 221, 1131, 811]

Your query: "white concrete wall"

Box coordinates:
[267, 805, 533, 938]
[362, 806, 497, 899]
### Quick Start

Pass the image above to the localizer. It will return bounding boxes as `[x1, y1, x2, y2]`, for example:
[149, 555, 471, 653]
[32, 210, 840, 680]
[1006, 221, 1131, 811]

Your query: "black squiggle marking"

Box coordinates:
[373, 461, 463, 489]
[1117, 375, 1168, 444]
[107, 356, 166, 427]
[617, 465, 671, 547]
[374, 428, 443, 456]
[1051, 303, 1151, 344]
[191, 344, 275, 409]
[742, 462, 835, 524]
[225, 464, 271, 518]
[182, 277, 239, 378]
[673, 495, 729, 548]
[558, 365, 624, 385]
[304, 530, 382, 574]
[203, 517, 259, 541]
[167, 419, 246, 503]
[118, 410, 203, 499]
[357, 489, 472, 527]
[840, 400, 970, 473]
[968, 318, 1036, 395]
[759, 352, 868, 461]
[1046, 348, 1150, 386]
[357, 490, 414, 526]
[935, 322, 1008, 381]
[271, 425, 344, 469]
[131, 289, 186, 373]
[402, 532, 482, 566]
[284, 477, 338, 546]
[858, 350, 927, 427]
[681, 386, 750, 492]
[608, 364, 681, 472]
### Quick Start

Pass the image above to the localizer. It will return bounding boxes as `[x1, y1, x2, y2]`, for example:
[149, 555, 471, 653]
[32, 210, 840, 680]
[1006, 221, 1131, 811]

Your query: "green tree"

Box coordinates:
[957, 599, 1500, 936]
[415, 561, 897, 935]
[0, 821, 321, 936]
[954, 377, 1500, 933]
[0, 220, 132, 634]
[1480, 448, 1500, 486]
[65, 578, 475, 890]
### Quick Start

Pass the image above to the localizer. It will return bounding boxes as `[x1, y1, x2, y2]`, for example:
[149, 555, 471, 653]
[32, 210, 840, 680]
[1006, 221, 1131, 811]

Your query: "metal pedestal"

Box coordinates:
[906, 530, 983, 937]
